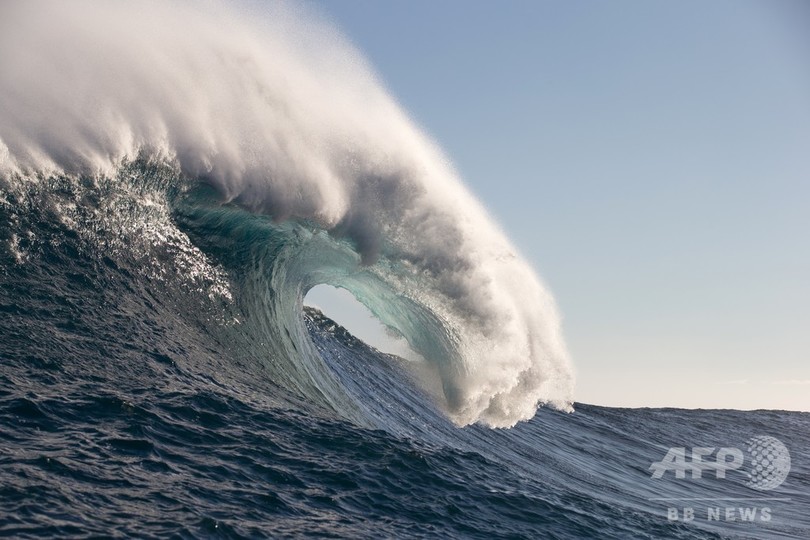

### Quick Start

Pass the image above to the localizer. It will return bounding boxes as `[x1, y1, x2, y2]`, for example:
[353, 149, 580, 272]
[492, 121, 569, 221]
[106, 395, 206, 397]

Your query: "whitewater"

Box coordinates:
[1, 1, 807, 538]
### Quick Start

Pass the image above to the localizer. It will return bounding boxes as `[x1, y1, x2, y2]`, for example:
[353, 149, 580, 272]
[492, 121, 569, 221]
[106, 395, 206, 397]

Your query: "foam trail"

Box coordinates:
[0, 0, 574, 427]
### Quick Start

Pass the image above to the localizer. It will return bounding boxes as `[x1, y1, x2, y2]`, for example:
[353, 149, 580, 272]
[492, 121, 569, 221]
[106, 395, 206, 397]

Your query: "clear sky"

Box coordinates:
[305, 0, 810, 411]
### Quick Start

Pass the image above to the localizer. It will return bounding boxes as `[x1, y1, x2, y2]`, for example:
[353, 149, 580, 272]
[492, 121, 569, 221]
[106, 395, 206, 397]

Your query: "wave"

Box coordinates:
[0, 0, 573, 427]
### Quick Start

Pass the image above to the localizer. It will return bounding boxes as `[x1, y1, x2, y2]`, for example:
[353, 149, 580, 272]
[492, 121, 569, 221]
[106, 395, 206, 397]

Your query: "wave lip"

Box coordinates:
[0, 0, 574, 427]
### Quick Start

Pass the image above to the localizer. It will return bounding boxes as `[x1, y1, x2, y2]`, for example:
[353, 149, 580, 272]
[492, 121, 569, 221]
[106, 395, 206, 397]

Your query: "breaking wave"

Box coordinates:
[0, 0, 573, 427]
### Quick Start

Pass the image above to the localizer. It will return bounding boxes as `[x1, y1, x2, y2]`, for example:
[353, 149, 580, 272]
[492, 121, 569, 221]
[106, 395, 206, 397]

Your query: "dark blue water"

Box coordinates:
[1, 166, 808, 538]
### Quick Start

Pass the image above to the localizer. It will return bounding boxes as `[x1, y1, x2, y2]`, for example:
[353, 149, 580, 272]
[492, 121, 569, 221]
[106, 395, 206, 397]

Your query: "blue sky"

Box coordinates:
[307, 1, 810, 411]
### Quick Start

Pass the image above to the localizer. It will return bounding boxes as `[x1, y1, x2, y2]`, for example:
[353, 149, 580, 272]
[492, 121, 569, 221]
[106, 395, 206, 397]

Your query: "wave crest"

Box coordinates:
[0, 0, 573, 426]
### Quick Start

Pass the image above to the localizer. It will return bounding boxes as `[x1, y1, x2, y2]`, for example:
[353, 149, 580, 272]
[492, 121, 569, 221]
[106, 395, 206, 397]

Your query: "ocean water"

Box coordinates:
[1, 2, 808, 538]
[1, 165, 807, 539]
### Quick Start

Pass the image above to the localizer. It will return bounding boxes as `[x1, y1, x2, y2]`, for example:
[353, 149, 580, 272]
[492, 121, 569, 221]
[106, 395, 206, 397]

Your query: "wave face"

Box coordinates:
[0, 0, 573, 428]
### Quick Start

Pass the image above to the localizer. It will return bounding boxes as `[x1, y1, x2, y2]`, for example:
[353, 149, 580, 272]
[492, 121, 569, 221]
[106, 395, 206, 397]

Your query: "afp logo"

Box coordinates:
[649, 435, 791, 491]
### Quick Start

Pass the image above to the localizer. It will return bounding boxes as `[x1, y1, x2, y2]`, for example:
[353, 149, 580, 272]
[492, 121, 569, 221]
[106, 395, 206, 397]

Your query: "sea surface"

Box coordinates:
[1, 166, 807, 538]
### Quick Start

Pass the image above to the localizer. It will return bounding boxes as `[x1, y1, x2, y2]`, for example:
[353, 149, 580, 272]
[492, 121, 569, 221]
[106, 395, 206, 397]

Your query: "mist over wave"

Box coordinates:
[0, 0, 572, 426]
